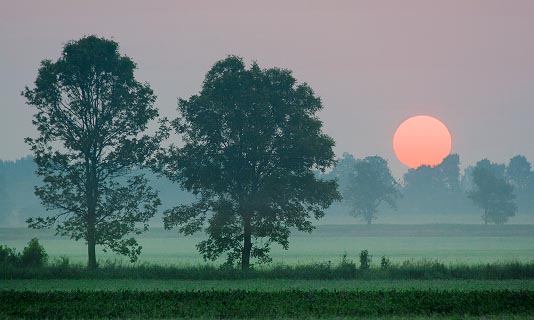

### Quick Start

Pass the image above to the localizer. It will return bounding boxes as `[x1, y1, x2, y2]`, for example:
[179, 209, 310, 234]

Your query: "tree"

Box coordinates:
[507, 155, 531, 191]
[468, 160, 517, 224]
[23, 36, 162, 269]
[401, 154, 469, 215]
[156, 56, 339, 269]
[343, 156, 400, 224]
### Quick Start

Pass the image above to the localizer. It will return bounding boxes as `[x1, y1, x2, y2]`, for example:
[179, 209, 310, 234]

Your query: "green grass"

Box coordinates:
[2, 224, 534, 265]
[2, 290, 533, 319]
[2, 279, 534, 292]
[3, 260, 534, 280]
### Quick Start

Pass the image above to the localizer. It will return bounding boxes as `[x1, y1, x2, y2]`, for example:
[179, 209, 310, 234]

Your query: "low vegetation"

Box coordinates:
[0, 238, 47, 268]
[2, 254, 534, 280]
[2, 290, 533, 318]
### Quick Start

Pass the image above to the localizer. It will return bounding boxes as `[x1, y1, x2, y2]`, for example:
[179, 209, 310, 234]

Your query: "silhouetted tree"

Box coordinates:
[156, 56, 339, 269]
[343, 156, 400, 224]
[437, 154, 460, 192]
[23, 36, 163, 269]
[476, 159, 506, 179]
[507, 155, 531, 191]
[468, 160, 517, 224]
[401, 154, 469, 214]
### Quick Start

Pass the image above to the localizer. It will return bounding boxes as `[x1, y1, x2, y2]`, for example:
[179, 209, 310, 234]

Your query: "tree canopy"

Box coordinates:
[342, 155, 400, 224]
[23, 36, 163, 268]
[468, 160, 517, 224]
[156, 56, 339, 269]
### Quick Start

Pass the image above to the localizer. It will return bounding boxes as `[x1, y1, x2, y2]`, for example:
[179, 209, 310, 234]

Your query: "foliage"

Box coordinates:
[22, 35, 163, 268]
[20, 238, 48, 268]
[381, 255, 391, 269]
[359, 249, 372, 270]
[2, 258, 534, 280]
[0, 238, 47, 268]
[468, 159, 517, 224]
[401, 154, 472, 215]
[156, 56, 339, 269]
[0, 245, 19, 266]
[342, 155, 400, 224]
[507, 155, 532, 191]
[2, 290, 534, 318]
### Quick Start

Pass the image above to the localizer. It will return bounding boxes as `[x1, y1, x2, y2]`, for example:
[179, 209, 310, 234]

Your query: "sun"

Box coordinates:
[393, 115, 452, 169]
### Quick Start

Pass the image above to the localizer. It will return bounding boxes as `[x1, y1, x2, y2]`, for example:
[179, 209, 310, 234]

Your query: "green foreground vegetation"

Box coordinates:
[2, 290, 533, 319]
[2, 279, 534, 292]
[3, 225, 534, 318]
[2, 224, 534, 265]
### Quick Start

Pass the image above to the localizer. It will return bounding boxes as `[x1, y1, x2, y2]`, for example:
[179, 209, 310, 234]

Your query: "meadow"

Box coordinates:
[3, 223, 534, 319]
[2, 223, 534, 265]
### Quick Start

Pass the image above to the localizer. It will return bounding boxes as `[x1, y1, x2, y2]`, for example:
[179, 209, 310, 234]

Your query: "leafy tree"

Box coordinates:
[343, 156, 400, 224]
[437, 154, 460, 192]
[23, 36, 162, 269]
[20, 238, 48, 268]
[157, 56, 339, 269]
[507, 155, 531, 191]
[468, 160, 517, 224]
[475, 159, 506, 179]
[401, 154, 470, 215]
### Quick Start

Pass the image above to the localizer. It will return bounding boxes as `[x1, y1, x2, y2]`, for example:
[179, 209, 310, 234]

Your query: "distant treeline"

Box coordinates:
[323, 153, 534, 220]
[1, 153, 532, 226]
[0, 156, 194, 226]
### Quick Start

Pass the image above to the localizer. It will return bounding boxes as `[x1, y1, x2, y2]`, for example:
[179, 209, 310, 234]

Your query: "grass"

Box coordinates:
[2, 279, 534, 292]
[2, 224, 534, 319]
[1, 224, 534, 265]
[2, 260, 534, 280]
[2, 290, 533, 319]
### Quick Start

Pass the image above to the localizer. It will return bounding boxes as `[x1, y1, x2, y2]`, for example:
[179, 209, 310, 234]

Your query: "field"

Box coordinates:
[2, 224, 534, 319]
[2, 279, 534, 291]
[2, 224, 534, 265]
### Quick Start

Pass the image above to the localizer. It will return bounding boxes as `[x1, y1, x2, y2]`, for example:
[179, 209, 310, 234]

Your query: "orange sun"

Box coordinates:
[393, 115, 452, 169]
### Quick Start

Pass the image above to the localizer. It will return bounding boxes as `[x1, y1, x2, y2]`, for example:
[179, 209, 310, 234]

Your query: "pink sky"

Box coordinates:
[1, 0, 534, 177]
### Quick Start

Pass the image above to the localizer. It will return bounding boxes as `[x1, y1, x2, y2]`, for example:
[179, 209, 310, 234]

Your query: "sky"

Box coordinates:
[1, 0, 534, 178]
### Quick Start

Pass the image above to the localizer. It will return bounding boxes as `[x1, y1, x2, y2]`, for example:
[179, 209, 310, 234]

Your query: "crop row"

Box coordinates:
[1, 290, 533, 318]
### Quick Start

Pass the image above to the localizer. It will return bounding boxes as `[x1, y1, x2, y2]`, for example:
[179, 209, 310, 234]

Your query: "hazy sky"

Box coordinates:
[1, 0, 534, 177]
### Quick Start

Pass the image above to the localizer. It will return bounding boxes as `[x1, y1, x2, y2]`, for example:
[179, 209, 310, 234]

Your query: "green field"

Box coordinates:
[1, 224, 534, 265]
[3, 224, 534, 319]
[2, 279, 534, 292]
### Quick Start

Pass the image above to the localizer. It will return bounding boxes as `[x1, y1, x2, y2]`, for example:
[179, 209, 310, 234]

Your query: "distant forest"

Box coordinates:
[1, 154, 533, 226]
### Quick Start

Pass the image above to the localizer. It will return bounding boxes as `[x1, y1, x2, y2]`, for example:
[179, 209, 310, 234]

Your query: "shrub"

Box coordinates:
[381, 255, 391, 269]
[338, 253, 357, 277]
[359, 250, 371, 270]
[20, 238, 48, 268]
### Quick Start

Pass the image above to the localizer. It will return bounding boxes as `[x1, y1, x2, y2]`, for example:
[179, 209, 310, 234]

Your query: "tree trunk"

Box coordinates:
[87, 192, 98, 269]
[87, 227, 97, 270]
[86, 158, 98, 270]
[241, 214, 252, 270]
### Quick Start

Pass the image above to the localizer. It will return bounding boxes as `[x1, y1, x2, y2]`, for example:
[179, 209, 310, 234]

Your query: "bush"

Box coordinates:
[20, 238, 48, 268]
[359, 250, 371, 270]
[381, 255, 391, 269]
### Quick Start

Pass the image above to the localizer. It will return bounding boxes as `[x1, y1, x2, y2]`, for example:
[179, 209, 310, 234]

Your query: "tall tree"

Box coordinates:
[343, 156, 400, 224]
[23, 36, 162, 269]
[468, 160, 517, 224]
[156, 56, 339, 269]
